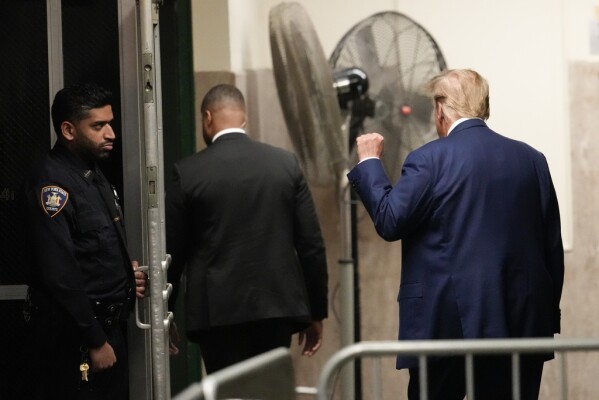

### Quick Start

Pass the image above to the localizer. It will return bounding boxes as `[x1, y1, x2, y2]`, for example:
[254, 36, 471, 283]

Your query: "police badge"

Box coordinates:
[40, 186, 69, 217]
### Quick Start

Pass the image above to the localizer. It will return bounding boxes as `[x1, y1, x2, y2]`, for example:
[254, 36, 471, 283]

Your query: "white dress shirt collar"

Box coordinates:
[212, 128, 246, 143]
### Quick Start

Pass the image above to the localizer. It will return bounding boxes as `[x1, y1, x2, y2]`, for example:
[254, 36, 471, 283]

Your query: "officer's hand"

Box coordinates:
[356, 132, 384, 161]
[132, 260, 147, 299]
[89, 341, 117, 372]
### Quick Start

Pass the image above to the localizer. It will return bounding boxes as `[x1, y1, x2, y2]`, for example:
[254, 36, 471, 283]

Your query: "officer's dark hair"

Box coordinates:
[51, 82, 113, 137]
[200, 84, 245, 113]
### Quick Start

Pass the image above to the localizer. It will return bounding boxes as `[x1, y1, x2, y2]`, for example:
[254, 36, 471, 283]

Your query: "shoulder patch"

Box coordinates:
[40, 186, 69, 218]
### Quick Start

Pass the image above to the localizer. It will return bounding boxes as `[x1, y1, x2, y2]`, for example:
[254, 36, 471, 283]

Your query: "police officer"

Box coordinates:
[23, 83, 146, 399]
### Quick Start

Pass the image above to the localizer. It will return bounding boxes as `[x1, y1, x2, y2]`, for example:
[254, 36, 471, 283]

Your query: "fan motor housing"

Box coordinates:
[333, 67, 369, 109]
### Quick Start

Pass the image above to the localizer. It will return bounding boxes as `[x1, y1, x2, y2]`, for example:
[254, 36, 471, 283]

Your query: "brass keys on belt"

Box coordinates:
[79, 346, 91, 382]
[80, 362, 90, 381]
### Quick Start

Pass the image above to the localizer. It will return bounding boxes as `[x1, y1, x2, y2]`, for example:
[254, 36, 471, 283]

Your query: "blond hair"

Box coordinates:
[427, 69, 490, 120]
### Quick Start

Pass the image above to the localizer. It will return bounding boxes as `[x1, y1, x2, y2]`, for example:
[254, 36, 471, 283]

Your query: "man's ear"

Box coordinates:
[60, 121, 76, 142]
[203, 110, 212, 125]
[435, 101, 444, 121]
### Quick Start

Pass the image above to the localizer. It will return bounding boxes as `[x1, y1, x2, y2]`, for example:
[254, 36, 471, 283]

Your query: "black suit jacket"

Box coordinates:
[166, 132, 328, 332]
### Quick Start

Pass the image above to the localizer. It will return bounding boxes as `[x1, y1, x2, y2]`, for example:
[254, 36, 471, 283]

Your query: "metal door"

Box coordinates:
[0, 2, 50, 398]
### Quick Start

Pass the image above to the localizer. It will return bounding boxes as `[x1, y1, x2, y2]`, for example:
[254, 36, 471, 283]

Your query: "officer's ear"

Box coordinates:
[60, 121, 76, 142]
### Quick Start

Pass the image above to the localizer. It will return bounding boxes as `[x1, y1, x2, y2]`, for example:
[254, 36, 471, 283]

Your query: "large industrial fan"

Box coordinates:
[269, 3, 446, 399]
[269, 3, 346, 186]
[330, 10, 447, 182]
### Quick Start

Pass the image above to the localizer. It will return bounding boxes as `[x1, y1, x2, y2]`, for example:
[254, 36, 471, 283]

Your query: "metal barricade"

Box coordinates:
[317, 338, 599, 400]
[172, 347, 296, 400]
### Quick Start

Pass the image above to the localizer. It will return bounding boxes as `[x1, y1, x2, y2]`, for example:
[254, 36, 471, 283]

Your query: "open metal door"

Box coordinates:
[119, 1, 154, 399]
[85, 1, 173, 398]
[130, 1, 174, 399]
[121, 1, 173, 399]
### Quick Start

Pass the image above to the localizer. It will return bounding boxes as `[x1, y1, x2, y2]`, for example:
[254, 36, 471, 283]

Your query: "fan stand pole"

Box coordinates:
[339, 173, 356, 400]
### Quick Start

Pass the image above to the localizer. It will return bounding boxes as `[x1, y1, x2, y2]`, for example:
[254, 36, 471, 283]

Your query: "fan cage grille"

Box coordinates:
[330, 11, 447, 182]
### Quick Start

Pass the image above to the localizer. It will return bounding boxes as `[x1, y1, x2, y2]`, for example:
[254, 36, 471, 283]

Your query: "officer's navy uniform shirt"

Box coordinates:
[24, 141, 134, 348]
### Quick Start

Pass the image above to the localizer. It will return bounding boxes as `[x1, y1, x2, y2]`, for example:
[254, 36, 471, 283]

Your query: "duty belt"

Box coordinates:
[91, 300, 129, 329]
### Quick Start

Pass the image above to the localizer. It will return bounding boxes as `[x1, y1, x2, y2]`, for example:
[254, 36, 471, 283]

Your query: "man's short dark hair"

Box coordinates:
[200, 84, 245, 113]
[51, 82, 113, 136]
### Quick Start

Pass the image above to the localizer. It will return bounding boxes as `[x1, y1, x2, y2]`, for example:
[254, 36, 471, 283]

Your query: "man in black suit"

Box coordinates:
[166, 84, 328, 373]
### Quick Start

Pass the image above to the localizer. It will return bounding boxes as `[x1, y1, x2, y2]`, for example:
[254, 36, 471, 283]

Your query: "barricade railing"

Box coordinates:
[317, 338, 599, 400]
[172, 347, 296, 400]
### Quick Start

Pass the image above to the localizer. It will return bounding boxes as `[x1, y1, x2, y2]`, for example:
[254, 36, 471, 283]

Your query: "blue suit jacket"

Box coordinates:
[347, 119, 564, 368]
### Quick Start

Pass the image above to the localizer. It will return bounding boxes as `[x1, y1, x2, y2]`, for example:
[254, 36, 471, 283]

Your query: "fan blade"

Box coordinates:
[350, 25, 386, 93]
[269, 3, 346, 186]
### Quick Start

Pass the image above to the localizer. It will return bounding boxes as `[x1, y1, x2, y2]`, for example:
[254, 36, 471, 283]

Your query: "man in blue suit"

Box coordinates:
[347, 69, 564, 400]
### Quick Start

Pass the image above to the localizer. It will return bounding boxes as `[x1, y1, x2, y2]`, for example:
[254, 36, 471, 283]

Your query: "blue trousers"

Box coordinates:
[407, 354, 544, 400]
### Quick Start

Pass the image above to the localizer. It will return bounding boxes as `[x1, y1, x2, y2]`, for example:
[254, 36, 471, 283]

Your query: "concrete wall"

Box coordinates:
[187, 0, 599, 398]
[557, 61, 599, 399]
